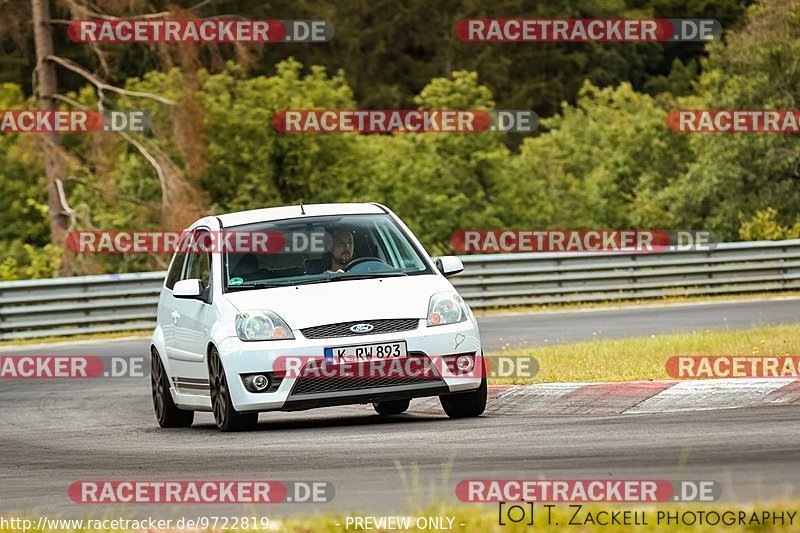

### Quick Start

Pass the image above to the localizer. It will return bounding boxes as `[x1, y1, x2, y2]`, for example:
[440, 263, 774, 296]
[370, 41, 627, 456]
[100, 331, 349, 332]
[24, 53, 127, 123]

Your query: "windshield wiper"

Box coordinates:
[226, 281, 286, 291]
[227, 278, 334, 290]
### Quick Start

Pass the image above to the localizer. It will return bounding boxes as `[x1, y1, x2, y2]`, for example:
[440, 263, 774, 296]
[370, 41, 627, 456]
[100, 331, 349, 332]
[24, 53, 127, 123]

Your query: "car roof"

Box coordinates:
[214, 202, 387, 228]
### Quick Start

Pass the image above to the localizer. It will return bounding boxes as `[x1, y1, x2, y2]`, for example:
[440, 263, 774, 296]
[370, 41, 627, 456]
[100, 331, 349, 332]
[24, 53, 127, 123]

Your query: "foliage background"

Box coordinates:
[1, 0, 799, 279]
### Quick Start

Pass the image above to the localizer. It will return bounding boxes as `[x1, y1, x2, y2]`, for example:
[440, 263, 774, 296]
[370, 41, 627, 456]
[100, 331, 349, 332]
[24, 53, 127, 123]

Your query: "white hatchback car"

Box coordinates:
[150, 203, 486, 431]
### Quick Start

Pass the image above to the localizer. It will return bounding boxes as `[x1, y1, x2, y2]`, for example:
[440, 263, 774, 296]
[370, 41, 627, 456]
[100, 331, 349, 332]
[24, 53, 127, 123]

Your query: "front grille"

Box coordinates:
[291, 375, 442, 396]
[289, 353, 443, 396]
[300, 318, 419, 339]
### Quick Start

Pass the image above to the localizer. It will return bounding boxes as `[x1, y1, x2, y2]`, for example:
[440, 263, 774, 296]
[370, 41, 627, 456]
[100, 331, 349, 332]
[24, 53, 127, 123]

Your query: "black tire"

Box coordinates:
[208, 347, 259, 432]
[151, 348, 194, 428]
[373, 399, 410, 415]
[440, 378, 487, 419]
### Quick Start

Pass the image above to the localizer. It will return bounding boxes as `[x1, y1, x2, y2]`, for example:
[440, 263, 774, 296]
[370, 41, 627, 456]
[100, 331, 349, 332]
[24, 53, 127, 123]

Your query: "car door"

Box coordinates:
[168, 228, 214, 382]
[160, 246, 188, 361]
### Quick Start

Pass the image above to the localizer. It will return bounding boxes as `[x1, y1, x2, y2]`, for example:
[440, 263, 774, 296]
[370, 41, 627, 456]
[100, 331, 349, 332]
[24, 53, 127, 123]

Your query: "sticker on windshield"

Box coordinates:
[229, 277, 244, 286]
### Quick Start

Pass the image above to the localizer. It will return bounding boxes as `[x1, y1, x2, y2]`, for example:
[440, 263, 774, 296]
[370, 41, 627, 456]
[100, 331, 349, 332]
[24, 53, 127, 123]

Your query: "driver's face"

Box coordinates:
[331, 231, 354, 266]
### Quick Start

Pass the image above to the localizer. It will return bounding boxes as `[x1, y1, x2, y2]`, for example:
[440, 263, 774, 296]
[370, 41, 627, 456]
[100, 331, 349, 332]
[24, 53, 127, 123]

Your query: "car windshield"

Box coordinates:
[223, 213, 431, 291]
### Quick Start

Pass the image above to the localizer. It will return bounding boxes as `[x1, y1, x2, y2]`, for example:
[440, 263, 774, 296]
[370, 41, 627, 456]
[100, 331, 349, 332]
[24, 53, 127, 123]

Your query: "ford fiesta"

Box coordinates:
[150, 203, 486, 431]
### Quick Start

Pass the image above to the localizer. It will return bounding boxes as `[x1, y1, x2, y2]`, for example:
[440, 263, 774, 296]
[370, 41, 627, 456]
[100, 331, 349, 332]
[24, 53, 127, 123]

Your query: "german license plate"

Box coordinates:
[324, 341, 408, 365]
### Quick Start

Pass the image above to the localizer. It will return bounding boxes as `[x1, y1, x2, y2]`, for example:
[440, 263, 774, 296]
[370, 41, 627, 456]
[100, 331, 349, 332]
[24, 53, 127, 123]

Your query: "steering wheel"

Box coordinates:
[343, 256, 386, 272]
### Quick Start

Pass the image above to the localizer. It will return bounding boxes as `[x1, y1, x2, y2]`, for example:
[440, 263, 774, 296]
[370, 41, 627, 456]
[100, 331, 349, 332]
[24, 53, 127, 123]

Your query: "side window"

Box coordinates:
[379, 223, 425, 270]
[183, 231, 212, 289]
[165, 250, 187, 290]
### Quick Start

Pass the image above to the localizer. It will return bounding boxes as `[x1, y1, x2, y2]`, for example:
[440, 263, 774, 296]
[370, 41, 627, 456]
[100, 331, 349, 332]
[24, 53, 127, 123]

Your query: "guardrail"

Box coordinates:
[2, 239, 799, 340]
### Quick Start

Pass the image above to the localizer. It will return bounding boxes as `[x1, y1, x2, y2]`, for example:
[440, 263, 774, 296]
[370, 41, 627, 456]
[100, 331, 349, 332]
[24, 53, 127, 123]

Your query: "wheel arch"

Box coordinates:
[205, 341, 220, 371]
[150, 325, 170, 373]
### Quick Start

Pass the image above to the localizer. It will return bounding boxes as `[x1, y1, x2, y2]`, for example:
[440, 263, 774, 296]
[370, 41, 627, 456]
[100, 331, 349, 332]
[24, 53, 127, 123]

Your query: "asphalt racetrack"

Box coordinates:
[1, 297, 799, 519]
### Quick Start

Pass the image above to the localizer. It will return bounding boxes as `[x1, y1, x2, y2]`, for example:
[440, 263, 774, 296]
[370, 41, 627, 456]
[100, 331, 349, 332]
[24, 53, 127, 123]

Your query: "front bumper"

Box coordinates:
[217, 319, 483, 412]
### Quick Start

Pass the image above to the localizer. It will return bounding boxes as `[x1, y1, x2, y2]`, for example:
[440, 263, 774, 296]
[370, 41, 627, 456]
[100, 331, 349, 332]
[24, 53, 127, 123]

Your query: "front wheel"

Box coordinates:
[373, 399, 410, 415]
[440, 378, 487, 418]
[208, 347, 259, 432]
[151, 348, 194, 428]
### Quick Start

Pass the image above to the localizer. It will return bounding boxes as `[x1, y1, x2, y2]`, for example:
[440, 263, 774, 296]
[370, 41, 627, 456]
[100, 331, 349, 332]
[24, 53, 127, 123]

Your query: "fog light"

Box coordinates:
[456, 354, 474, 373]
[252, 374, 269, 391]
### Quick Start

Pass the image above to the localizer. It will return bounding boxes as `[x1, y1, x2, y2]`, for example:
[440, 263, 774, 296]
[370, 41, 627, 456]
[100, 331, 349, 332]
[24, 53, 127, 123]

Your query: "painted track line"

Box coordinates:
[405, 379, 800, 416]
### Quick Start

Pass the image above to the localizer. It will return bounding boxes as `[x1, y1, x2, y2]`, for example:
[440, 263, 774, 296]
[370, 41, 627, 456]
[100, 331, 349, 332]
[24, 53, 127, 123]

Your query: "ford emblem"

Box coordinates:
[350, 323, 374, 333]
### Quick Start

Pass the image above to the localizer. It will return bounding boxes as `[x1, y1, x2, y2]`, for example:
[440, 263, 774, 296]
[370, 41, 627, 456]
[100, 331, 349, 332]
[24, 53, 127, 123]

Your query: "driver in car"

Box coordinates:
[326, 227, 355, 272]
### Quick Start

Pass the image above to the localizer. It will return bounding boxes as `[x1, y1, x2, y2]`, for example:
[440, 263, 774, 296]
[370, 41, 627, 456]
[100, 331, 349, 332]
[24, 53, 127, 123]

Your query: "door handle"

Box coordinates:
[171, 310, 180, 323]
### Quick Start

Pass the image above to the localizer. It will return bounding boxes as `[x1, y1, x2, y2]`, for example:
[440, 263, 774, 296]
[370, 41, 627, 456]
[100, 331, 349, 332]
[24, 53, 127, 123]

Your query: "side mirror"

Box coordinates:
[435, 256, 464, 277]
[173, 279, 203, 299]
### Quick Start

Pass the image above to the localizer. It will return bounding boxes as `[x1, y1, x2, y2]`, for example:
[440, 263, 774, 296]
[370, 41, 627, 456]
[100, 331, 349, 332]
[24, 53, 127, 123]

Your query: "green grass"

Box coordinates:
[490, 324, 800, 384]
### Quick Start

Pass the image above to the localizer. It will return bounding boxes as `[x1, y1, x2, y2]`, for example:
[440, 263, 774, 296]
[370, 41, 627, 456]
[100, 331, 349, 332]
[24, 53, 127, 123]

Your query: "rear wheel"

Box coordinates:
[373, 399, 410, 415]
[208, 347, 258, 432]
[440, 378, 487, 419]
[151, 348, 194, 428]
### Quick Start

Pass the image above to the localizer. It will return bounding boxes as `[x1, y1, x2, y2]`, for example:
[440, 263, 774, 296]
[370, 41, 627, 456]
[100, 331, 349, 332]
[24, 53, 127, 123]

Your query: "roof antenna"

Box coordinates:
[299, 203, 306, 215]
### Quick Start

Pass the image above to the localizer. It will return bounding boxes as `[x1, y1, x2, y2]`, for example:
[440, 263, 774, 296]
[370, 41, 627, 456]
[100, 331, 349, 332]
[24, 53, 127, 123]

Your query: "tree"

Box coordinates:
[664, 0, 800, 239]
[31, 0, 71, 273]
[497, 82, 692, 230]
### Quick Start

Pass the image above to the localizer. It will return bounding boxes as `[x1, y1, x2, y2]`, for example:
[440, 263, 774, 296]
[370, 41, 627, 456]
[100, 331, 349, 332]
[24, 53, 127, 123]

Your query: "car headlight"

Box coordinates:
[426, 292, 469, 326]
[235, 310, 295, 341]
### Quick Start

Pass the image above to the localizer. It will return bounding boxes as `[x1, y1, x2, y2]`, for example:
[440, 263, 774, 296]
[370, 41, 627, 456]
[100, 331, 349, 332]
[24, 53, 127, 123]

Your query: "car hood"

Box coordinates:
[223, 274, 454, 329]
